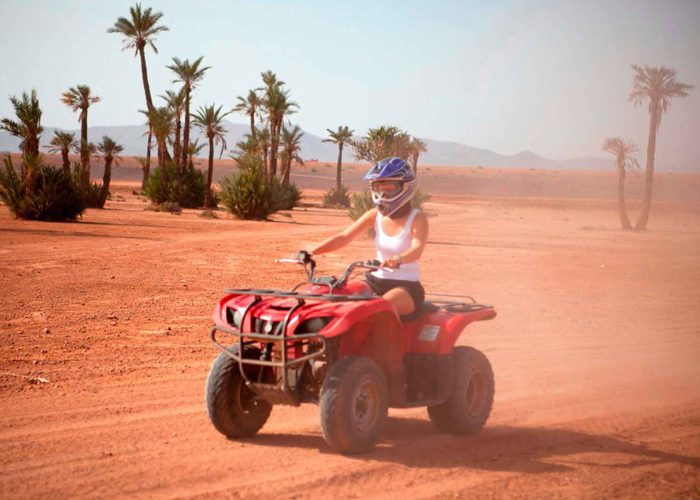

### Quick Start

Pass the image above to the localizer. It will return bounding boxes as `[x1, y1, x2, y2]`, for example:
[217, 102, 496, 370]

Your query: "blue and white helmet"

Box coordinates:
[364, 157, 417, 216]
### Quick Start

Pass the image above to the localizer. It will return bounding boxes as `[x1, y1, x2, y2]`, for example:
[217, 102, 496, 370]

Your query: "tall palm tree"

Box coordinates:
[167, 56, 210, 169]
[160, 88, 186, 171]
[108, 3, 168, 114]
[1, 90, 43, 190]
[193, 104, 230, 206]
[280, 124, 304, 185]
[96, 136, 124, 206]
[265, 87, 297, 179]
[45, 130, 77, 175]
[409, 137, 427, 176]
[60, 85, 100, 189]
[602, 137, 639, 230]
[233, 90, 262, 140]
[323, 125, 354, 192]
[629, 65, 692, 230]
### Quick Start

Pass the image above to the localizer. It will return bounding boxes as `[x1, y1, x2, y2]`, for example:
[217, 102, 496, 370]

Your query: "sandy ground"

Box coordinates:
[1, 166, 699, 498]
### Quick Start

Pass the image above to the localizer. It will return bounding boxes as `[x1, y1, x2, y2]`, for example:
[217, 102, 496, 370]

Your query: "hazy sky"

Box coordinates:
[1, 0, 698, 168]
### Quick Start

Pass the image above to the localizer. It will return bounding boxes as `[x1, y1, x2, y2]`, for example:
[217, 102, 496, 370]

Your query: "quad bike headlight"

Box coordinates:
[225, 307, 243, 329]
[296, 316, 333, 334]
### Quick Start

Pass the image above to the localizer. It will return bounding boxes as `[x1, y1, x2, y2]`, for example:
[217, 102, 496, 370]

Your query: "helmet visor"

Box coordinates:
[370, 180, 403, 200]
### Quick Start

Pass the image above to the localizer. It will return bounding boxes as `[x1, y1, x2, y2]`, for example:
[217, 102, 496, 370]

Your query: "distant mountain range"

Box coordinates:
[0, 120, 621, 170]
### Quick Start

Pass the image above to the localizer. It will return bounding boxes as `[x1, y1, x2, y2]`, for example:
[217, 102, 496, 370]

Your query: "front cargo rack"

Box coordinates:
[211, 289, 380, 405]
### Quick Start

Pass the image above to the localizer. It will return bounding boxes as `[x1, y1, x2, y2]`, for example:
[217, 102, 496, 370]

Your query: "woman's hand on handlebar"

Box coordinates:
[381, 255, 402, 269]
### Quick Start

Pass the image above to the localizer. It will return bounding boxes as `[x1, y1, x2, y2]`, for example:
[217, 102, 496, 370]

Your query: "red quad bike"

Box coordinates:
[206, 252, 497, 454]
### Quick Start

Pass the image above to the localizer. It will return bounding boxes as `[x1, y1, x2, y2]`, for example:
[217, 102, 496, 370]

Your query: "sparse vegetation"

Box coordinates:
[323, 185, 351, 208]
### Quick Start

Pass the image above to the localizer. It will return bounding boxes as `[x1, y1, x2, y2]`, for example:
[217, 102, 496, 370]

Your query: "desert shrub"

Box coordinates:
[412, 187, 431, 209]
[198, 209, 218, 219]
[348, 189, 374, 220]
[323, 185, 351, 208]
[82, 180, 105, 208]
[0, 156, 85, 221]
[144, 162, 206, 208]
[219, 156, 299, 219]
[273, 179, 302, 210]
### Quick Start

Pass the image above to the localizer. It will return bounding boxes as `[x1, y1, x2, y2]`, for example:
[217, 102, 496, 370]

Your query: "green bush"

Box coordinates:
[273, 179, 301, 210]
[348, 189, 373, 220]
[82, 180, 105, 208]
[0, 156, 85, 221]
[219, 156, 301, 219]
[348, 187, 432, 220]
[323, 185, 351, 208]
[144, 162, 207, 208]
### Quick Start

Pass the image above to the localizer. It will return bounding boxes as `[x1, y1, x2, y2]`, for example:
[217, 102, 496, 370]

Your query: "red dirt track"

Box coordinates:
[1, 166, 699, 498]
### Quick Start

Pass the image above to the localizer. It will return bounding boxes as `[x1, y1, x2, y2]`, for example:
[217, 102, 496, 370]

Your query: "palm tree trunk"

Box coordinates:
[181, 88, 191, 169]
[139, 47, 155, 113]
[142, 128, 152, 189]
[80, 112, 90, 190]
[282, 156, 291, 186]
[269, 120, 277, 179]
[635, 105, 659, 230]
[336, 143, 344, 192]
[61, 150, 70, 176]
[205, 136, 214, 207]
[174, 116, 182, 172]
[616, 163, 632, 230]
[250, 113, 256, 141]
[100, 158, 112, 207]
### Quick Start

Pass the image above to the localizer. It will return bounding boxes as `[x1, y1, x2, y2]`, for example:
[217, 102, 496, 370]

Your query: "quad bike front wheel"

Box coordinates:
[320, 356, 389, 454]
[206, 345, 273, 438]
[428, 346, 494, 434]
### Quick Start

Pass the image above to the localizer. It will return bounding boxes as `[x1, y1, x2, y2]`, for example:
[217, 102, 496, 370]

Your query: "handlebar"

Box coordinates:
[277, 253, 388, 290]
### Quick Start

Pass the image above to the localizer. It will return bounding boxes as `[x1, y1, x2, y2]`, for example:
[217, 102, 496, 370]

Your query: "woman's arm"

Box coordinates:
[309, 207, 377, 255]
[382, 211, 429, 268]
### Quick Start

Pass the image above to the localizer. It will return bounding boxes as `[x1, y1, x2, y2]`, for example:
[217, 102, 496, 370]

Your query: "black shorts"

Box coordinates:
[365, 272, 425, 309]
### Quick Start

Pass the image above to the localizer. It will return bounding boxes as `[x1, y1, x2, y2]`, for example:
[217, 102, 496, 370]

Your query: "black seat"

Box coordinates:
[400, 301, 440, 323]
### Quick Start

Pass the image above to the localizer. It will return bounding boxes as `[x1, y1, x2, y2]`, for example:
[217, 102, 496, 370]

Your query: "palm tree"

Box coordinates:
[167, 56, 210, 169]
[259, 71, 297, 179]
[141, 106, 173, 169]
[185, 139, 207, 171]
[108, 3, 168, 114]
[323, 125, 354, 192]
[1, 90, 43, 191]
[46, 130, 77, 175]
[160, 88, 186, 171]
[602, 137, 639, 230]
[234, 90, 262, 140]
[61, 85, 100, 189]
[108, 4, 167, 170]
[255, 127, 271, 172]
[96, 136, 124, 206]
[629, 65, 692, 230]
[280, 124, 304, 185]
[192, 104, 230, 206]
[351, 125, 412, 164]
[1, 90, 43, 163]
[409, 137, 427, 176]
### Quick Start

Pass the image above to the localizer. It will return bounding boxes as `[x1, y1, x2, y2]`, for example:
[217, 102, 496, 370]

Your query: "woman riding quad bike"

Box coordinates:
[205, 158, 496, 454]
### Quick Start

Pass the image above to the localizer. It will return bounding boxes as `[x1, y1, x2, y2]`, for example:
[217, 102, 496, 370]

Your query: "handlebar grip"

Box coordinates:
[365, 259, 381, 267]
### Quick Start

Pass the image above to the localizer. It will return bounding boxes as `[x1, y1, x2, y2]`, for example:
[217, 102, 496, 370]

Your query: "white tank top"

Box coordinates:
[371, 208, 421, 282]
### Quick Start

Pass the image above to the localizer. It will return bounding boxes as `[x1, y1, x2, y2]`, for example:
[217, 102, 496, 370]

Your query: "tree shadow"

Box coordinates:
[246, 417, 699, 474]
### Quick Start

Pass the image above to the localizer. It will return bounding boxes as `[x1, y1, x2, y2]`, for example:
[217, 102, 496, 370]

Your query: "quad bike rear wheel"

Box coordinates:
[206, 345, 273, 438]
[428, 346, 494, 434]
[320, 356, 389, 454]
